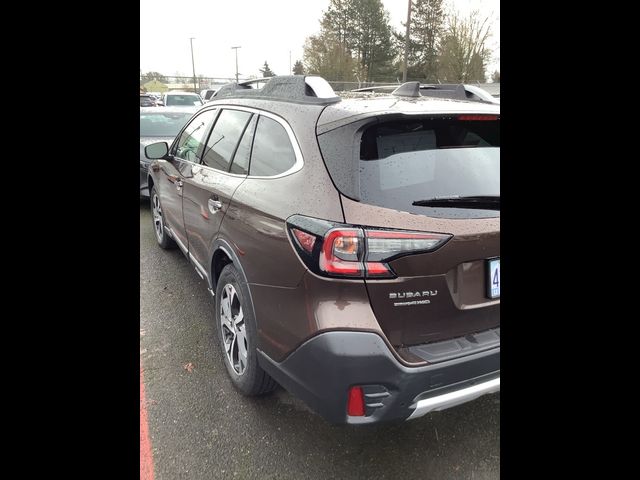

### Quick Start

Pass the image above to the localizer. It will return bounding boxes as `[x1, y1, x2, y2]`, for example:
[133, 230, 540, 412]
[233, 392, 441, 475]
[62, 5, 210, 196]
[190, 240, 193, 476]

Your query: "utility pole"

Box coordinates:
[231, 46, 241, 83]
[289, 50, 292, 75]
[189, 37, 197, 93]
[402, 0, 412, 82]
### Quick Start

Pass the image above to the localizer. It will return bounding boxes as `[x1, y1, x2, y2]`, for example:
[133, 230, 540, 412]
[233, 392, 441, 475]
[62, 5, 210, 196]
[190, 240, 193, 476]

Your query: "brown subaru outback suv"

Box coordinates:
[144, 76, 500, 424]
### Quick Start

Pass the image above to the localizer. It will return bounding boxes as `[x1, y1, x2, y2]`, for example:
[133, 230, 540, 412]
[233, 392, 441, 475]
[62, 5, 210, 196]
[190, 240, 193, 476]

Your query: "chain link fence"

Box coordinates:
[140, 74, 499, 96]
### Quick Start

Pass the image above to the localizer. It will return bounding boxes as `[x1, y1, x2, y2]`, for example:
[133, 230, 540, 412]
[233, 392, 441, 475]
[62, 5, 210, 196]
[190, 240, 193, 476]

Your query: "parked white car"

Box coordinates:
[162, 92, 203, 107]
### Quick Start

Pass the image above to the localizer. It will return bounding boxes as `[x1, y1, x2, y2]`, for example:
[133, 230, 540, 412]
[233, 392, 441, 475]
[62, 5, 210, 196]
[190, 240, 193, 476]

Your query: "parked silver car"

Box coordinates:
[139, 106, 198, 197]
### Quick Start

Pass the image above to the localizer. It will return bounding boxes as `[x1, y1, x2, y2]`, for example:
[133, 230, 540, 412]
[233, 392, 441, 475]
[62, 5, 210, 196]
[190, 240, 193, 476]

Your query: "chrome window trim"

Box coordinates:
[196, 105, 304, 180]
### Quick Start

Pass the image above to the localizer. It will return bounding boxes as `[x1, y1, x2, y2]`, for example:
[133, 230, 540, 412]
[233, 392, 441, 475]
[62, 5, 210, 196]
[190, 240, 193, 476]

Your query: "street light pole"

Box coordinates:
[402, 0, 412, 82]
[231, 46, 241, 83]
[189, 37, 197, 93]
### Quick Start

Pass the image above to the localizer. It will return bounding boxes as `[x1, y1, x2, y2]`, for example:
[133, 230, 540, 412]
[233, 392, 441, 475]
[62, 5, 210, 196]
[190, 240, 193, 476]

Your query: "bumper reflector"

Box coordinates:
[347, 386, 365, 416]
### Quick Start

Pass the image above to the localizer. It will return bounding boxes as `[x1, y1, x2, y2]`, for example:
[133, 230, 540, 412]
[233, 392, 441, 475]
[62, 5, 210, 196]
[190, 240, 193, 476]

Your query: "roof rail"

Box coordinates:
[392, 82, 467, 100]
[213, 75, 341, 105]
[351, 84, 400, 92]
[353, 82, 492, 102]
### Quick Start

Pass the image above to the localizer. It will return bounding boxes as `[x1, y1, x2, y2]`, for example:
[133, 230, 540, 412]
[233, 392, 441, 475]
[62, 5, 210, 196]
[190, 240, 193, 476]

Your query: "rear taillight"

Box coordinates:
[287, 215, 451, 279]
[291, 228, 316, 253]
[320, 228, 364, 276]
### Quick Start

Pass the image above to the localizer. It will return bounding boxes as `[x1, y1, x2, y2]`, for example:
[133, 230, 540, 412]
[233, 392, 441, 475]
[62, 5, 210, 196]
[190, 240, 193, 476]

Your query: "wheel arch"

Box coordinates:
[209, 238, 259, 341]
[209, 238, 251, 292]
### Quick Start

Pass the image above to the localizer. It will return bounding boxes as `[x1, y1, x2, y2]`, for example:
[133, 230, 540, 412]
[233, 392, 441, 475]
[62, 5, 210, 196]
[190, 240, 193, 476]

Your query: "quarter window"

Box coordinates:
[202, 109, 252, 171]
[174, 109, 217, 163]
[249, 116, 296, 176]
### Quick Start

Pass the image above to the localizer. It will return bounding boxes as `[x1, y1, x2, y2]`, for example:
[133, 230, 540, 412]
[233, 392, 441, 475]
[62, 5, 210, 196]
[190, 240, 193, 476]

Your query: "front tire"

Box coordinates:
[150, 186, 175, 249]
[215, 264, 277, 396]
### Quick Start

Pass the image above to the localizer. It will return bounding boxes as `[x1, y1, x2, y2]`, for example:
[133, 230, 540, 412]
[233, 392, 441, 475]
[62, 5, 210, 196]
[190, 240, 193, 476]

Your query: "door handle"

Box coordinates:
[208, 198, 223, 213]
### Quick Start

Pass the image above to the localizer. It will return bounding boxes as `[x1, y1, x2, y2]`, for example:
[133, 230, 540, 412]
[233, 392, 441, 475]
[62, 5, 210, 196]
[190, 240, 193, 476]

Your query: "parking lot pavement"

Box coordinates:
[140, 202, 500, 480]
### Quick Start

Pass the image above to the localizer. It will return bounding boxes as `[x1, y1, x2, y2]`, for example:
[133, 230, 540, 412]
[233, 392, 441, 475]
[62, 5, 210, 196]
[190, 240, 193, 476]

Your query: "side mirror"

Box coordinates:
[145, 142, 169, 160]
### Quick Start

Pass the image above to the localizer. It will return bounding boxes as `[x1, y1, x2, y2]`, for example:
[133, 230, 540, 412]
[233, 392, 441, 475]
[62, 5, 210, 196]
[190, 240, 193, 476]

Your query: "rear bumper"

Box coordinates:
[257, 331, 499, 424]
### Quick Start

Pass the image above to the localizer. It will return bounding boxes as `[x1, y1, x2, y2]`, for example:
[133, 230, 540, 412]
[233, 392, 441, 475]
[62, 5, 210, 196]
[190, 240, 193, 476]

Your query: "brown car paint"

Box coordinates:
[148, 93, 499, 367]
[182, 163, 247, 271]
[341, 195, 500, 347]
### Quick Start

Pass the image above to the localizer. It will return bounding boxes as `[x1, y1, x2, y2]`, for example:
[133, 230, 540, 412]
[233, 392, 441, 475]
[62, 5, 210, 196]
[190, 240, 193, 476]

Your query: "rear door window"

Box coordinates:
[249, 116, 296, 176]
[229, 114, 257, 175]
[201, 109, 253, 171]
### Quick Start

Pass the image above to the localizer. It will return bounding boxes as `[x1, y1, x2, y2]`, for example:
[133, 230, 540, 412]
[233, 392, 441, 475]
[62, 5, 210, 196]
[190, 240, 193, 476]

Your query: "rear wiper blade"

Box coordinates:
[412, 195, 500, 209]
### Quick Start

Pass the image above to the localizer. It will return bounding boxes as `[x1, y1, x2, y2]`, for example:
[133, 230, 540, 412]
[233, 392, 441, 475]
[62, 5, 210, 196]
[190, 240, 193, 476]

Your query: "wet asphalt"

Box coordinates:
[140, 202, 500, 479]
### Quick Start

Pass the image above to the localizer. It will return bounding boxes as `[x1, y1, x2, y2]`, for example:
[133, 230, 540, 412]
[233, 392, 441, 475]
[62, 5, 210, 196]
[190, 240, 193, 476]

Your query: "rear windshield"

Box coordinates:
[140, 112, 193, 137]
[166, 94, 202, 106]
[318, 116, 500, 219]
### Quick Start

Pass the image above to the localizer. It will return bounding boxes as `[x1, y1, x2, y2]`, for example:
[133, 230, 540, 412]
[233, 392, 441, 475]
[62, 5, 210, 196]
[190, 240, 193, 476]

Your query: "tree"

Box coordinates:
[349, 0, 396, 82]
[396, 0, 445, 82]
[260, 61, 275, 77]
[304, 31, 356, 81]
[491, 70, 500, 83]
[293, 60, 305, 75]
[141, 71, 168, 84]
[438, 9, 493, 83]
[304, 0, 396, 83]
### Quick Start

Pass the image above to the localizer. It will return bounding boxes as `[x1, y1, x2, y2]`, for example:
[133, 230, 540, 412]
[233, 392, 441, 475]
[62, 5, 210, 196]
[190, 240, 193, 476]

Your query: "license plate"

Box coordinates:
[487, 258, 500, 299]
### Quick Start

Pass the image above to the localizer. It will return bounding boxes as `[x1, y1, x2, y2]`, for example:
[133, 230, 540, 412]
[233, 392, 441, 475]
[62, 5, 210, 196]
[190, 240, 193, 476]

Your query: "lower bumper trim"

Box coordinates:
[407, 376, 500, 420]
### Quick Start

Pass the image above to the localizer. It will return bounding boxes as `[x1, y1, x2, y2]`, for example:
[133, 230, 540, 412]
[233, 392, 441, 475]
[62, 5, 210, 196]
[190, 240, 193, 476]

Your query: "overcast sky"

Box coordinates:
[140, 0, 499, 80]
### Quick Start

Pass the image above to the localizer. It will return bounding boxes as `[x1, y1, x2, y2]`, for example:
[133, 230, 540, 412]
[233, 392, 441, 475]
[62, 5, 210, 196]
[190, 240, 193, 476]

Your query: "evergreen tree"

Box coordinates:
[401, 0, 445, 82]
[304, 0, 395, 82]
[260, 61, 276, 77]
[293, 60, 305, 75]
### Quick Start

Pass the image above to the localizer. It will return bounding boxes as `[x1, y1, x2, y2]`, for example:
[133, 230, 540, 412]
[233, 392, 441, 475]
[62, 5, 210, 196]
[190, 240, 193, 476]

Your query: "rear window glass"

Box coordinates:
[165, 94, 202, 106]
[359, 118, 500, 217]
[139, 112, 193, 137]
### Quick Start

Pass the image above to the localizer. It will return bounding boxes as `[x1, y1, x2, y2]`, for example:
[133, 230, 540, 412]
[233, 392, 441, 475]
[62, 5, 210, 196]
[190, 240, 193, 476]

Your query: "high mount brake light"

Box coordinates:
[457, 114, 499, 121]
[287, 216, 452, 279]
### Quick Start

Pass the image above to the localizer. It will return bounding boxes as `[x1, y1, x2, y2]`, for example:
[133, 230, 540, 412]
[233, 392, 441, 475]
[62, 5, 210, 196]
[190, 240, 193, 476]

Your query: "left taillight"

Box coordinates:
[287, 215, 451, 279]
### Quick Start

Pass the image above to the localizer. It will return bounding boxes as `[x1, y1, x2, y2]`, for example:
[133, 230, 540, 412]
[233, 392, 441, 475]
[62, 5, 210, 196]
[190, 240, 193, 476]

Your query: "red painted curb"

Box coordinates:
[140, 366, 155, 480]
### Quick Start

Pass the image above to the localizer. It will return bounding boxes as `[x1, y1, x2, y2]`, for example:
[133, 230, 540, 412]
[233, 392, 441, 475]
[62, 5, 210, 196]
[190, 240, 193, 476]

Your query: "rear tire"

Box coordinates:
[215, 264, 277, 396]
[150, 186, 176, 250]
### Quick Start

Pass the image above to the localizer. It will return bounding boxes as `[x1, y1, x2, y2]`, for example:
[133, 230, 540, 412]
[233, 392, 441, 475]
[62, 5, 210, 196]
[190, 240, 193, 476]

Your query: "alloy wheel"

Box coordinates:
[152, 193, 164, 242]
[220, 284, 248, 375]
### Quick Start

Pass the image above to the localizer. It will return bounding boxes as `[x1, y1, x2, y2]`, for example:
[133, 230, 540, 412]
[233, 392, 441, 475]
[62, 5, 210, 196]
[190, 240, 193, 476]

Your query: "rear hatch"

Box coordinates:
[317, 108, 500, 348]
